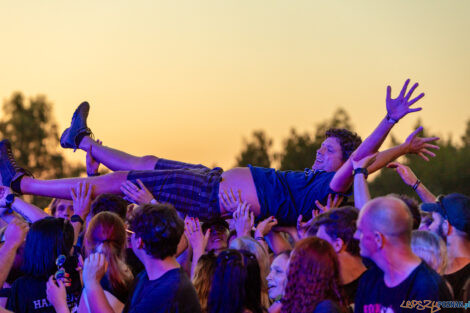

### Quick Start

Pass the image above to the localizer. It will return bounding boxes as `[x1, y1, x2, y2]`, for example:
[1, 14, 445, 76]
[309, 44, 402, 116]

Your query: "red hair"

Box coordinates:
[281, 237, 347, 313]
[84, 212, 133, 295]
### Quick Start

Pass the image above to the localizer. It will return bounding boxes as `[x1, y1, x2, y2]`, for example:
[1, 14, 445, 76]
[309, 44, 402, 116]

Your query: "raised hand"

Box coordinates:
[120, 179, 157, 205]
[314, 193, 343, 215]
[219, 188, 243, 213]
[387, 162, 419, 186]
[3, 217, 29, 249]
[401, 127, 439, 161]
[351, 152, 378, 170]
[386, 79, 424, 122]
[70, 182, 93, 219]
[184, 216, 210, 255]
[233, 201, 254, 238]
[86, 139, 102, 176]
[254, 216, 278, 238]
[297, 212, 315, 240]
[83, 253, 108, 286]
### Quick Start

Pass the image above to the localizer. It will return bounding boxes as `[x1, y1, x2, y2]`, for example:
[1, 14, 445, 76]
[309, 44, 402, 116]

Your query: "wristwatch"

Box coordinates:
[353, 167, 369, 179]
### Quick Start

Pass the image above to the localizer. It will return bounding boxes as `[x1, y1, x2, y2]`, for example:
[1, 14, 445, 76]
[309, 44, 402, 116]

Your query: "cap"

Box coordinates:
[421, 193, 470, 235]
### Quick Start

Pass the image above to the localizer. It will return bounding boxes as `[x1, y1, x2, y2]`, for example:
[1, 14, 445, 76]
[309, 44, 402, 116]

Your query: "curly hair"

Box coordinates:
[129, 203, 184, 259]
[325, 128, 362, 161]
[281, 237, 347, 313]
[91, 193, 129, 220]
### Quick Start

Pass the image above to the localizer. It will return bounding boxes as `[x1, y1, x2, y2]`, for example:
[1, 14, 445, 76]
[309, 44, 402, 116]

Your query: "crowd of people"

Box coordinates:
[0, 79, 468, 313]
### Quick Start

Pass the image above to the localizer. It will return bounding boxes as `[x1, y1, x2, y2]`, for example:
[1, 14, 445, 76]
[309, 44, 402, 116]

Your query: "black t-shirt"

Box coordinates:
[313, 300, 343, 313]
[6, 276, 80, 313]
[123, 267, 201, 313]
[343, 273, 363, 306]
[444, 263, 470, 301]
[355, 262, 452, 313]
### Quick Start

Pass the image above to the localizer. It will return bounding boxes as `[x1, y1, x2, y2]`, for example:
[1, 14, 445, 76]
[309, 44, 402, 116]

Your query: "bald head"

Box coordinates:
[360, 196, 414, 243]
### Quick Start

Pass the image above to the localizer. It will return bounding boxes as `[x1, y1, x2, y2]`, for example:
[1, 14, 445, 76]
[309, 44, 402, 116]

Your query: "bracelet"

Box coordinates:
[386, 113, 398, 124]
[353, 168, 368, 179]
[412, 179, 421, 191]
[255, 236, 266, 242]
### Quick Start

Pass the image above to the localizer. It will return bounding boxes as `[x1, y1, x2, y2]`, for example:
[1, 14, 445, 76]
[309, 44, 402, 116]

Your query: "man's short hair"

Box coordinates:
[308, 206, 360, 256]
[91, 194, 129, 220]
[325, 128, 362, 161]
[129, 203, 184, 260]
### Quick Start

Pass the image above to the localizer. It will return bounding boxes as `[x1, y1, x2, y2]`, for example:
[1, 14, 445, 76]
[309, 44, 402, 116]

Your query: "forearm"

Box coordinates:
[85, 282, 115, 313]
[414, 182, 436, 203]
[367, 145, 405, 174]
[353, 174, 371, 209]
[330, 118, 393, 192]
[11, 198, 49, 223]
[0, 243, 19, 287]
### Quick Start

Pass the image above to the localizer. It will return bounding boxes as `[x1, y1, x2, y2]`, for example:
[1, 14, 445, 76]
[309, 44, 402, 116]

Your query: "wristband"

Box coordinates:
[353, 168, 368, 179]
[386, 113, 398, 124]
[5, 194, 15, 209]
[412, 179, 421, 191]
[71, 214, 84, 225]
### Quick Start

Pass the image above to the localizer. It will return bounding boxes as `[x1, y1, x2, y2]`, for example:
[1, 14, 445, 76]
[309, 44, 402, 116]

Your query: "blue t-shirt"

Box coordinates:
[249, 165, 338, 226]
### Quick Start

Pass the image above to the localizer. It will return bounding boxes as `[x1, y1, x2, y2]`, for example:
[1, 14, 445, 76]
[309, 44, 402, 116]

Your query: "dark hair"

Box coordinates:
[308, 206, 360, 256]
[390, 194, 421, 230]
[91, 194, 129, 220]
[281, 237, 347, 313]
[129, 203, 184, 259]
[325, 128, 362, 161]
[22, 217, 74, 280]
[208, 249, 263, 313]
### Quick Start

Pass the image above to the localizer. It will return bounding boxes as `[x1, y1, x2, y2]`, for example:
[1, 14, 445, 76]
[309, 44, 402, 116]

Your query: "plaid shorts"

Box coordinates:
[127, 158, 223, 221]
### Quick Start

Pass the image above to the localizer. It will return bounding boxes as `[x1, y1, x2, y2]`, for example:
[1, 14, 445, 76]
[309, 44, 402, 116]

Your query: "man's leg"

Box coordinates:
[79, 136, 159, 171]
[19, 171, 129, 200]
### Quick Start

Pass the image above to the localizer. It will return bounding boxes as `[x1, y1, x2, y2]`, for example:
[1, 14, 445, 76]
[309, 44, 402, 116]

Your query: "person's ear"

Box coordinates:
[333, 237, 345, 254]
[374, 231, 384, 249]
[442, 220, 450, 237]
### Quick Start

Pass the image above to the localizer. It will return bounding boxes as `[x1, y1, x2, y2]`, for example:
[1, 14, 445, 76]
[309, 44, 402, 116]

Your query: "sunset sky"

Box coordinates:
[1, 0, 469, 170]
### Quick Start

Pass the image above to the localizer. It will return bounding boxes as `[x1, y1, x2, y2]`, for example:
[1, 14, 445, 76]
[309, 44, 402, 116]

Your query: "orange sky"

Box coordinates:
[1, 1, 469, 170]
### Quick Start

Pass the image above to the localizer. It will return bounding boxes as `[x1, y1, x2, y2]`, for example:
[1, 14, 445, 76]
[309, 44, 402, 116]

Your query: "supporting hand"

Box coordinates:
[86, 139, 102, 176]
[254, 216, 278, 238]
[233, 201, 254, 238]
[219, 188, 243, 213]
[314, 193, 343, 216]
[70, 182, 93, 219]
[184, 216, 210, 256]
[120, 179, 157, 205]
[401, 127, 439, 161]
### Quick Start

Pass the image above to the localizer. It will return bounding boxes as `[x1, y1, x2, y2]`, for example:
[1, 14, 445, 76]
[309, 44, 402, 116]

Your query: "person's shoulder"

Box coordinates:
[410, 262, 452, 299]
[313, 300, 343, 313]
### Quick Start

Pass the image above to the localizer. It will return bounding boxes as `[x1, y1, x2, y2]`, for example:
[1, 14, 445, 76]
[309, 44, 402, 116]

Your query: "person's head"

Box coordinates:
[389, 194, 421, 230]
[229, 236, 270, 279]
[193, 252, 218, 313]
[411, 230, 447, 274]
[421, 193, 470, 242]
[354, 196, 413, 262]
[266, 250, 291, 301]
[310, 206, 360, 256]
[202, 217, 230, 253]
[48, 198, 74, 220]
[312, 128, 362, 172]
[208, 249, 262, 313]
[128, 203, 184, 261]
[22, 217, 74, 280]
[85, 211, 133, 293]
[91, 194, 129, 221]
[281, 237, 346, 313]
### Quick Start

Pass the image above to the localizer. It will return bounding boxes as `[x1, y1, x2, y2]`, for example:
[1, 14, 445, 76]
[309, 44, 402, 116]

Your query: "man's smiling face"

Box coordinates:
[312, 137, 344, 172]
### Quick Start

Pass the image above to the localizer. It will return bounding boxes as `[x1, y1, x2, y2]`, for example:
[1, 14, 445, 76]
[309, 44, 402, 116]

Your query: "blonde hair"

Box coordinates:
[411, 230, 447, 274]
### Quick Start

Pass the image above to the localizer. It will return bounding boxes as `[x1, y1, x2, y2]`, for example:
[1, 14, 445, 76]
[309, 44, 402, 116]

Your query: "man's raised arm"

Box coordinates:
[330, 79, 425, 193]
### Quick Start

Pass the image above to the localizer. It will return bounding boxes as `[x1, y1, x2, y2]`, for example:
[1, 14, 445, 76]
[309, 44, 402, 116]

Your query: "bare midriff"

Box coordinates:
[220, 167, 261, 216]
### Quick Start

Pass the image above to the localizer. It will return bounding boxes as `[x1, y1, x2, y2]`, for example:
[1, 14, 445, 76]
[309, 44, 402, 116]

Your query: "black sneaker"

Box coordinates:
[0, 139, 31, 189]
[60, 101, 92, 150]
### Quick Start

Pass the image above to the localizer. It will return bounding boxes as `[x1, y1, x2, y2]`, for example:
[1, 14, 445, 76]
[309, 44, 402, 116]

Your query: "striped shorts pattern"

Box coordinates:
[127, 158, 223, 221]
